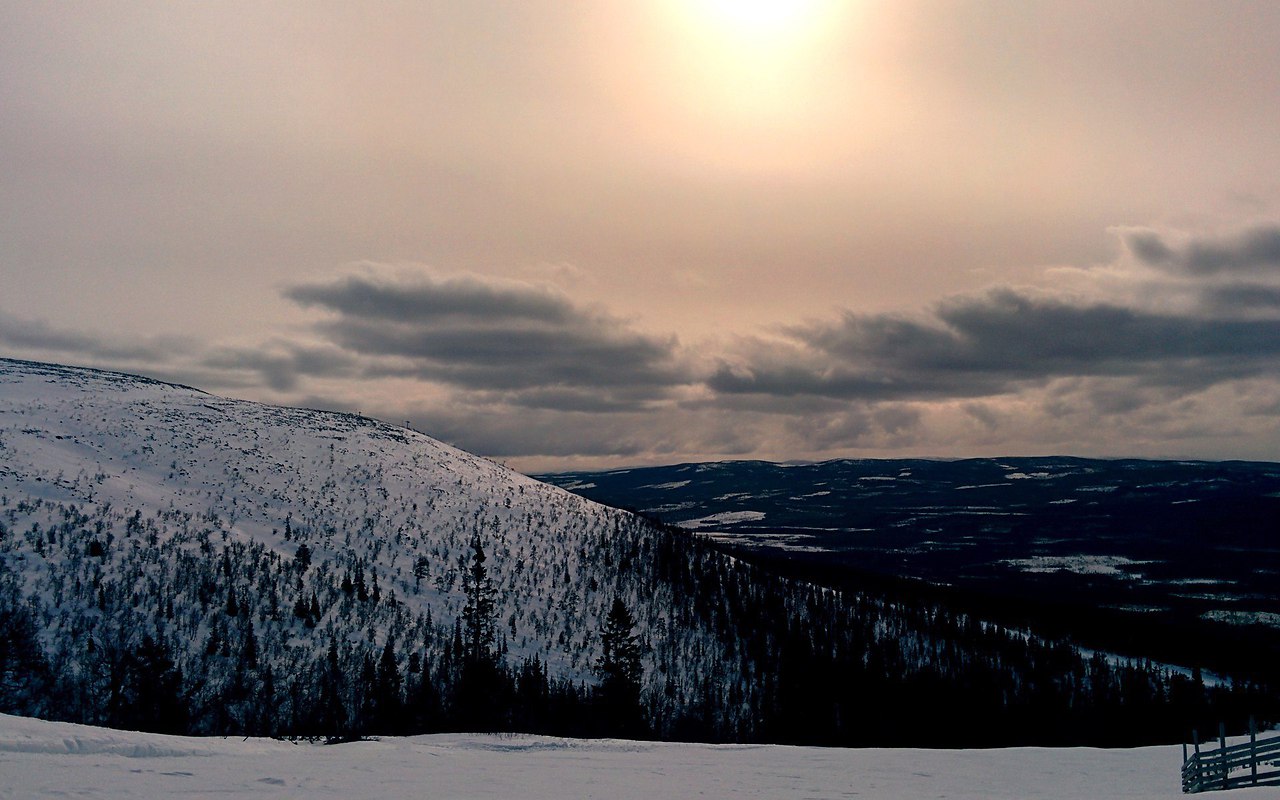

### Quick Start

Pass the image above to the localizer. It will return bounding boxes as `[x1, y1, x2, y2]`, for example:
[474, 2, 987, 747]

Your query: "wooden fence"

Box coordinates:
[1182, 720, 1280, 793]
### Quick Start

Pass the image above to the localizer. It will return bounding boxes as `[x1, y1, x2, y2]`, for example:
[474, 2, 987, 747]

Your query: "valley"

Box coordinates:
[539, 457, 1280, 685]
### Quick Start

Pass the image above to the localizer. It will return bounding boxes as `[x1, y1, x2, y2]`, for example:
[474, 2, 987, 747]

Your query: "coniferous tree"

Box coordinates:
[315, 639, 349, 740]
[125, 635, 187, 734]
[371, 637, 403, 733]
[461, 533, 497, 666]
[294, 543, 311, 572]
[406, 648, 442, 732]
[456, 533, 503, 730]
[0, 595, 51, 716]
[413, 556, 429, 593]
[596, 597, 646, 738]
[255, 666, 278, 736]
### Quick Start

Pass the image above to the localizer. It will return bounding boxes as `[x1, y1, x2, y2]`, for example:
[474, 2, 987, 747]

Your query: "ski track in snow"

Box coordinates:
[0, 714, 1215, 800]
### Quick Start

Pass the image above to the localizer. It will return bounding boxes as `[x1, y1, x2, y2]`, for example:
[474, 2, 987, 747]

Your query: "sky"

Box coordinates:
[3, 0, 1280, 472]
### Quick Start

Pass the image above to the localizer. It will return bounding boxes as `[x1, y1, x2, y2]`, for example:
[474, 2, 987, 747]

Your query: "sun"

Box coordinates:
[657, 0, 850, 125]
[619, 0, 864, 173]
[695, 0, 833, 41]
[665, 0, 849, 78]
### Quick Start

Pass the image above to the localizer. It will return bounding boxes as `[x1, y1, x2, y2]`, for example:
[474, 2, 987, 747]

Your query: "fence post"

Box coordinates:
[1250, 716, 1258, 786]
[1193, 729, 1202, 792]
[1182, 742, 1191, 793]
[1219, 723, 1228, 791]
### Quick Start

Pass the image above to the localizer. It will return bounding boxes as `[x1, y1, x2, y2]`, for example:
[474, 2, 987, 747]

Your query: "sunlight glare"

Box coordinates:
[658, 0, 856, 138]
[697, 0, 833, 43]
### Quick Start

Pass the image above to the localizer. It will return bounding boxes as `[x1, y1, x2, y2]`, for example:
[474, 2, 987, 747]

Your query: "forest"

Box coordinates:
[1, 495, 1271, 747]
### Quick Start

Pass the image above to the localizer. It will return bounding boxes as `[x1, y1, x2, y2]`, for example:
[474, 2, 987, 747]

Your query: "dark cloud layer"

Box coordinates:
[285, 274, 575, 325]
[1200, 283, 1280, 313]
[0, 311, 356, 396]
[1126, 225, 1280, 276]
[199, 344, 357, 392]
[0, 310, 188, 363]
[711, 288, 1280, 403]
[5, 248, 1280, 466]
[286, 273, 690, 409]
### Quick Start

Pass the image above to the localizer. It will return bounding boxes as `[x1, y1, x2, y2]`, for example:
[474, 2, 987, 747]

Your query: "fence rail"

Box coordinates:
[1182, 720, 1280, 793]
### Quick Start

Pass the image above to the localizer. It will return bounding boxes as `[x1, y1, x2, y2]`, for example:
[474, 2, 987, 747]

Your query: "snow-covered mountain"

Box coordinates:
[1, 357, 618, 665]
[0, 358, 735, 734]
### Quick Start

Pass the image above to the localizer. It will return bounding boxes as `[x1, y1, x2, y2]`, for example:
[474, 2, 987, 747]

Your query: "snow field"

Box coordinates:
[0, 713, 1223, 800]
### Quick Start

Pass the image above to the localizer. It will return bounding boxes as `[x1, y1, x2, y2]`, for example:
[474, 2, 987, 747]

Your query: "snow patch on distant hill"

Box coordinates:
[637, 480, 691, 490]
[1002, 555, 1150, 577]
[1202, 610, 1280, 628]
[679, 510, 766, 530]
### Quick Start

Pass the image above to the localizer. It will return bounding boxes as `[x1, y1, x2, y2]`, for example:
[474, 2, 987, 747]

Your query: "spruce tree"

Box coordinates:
[460, 533, 496, 666]
[596, 597, 646, 738]
[456, 533, 502, 729]
[316, 639, 348, 740]
[373, 637, 403, 733]
[413, 555, 429, 593]
[293, 543, 311, 572]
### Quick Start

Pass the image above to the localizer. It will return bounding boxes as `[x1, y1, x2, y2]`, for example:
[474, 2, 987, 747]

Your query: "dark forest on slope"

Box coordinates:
[1, 497, 1270, 746]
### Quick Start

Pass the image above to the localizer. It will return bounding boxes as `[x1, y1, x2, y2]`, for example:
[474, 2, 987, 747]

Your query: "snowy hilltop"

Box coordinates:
[0, 358, 727, 735]
[0, 355, 633, 675]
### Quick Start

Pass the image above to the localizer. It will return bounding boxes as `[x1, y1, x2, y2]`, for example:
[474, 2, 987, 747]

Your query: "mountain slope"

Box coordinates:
[0, 358, 727, 733]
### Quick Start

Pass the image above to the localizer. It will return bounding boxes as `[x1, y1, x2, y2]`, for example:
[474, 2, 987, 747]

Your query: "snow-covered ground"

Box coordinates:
[0, 713, 1236, 799]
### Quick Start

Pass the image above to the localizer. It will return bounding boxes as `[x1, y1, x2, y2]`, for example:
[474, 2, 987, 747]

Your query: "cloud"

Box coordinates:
[198, 343, 358, 392]
[1124, 224, 1280, 276]
[0, 310, 357, 398]
[1200, 283, 1280, 313]
[284, 270, 692, 409]
[397, 406, 654, 460]
[7, 225, 1280, 469]
[0, 310, 193, 363]
[285, 272, 576, 325]
[710, 287, 1280, 403]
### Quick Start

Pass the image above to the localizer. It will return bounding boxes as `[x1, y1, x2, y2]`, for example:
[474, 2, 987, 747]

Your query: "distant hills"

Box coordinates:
[538, 456, 1280, 684]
